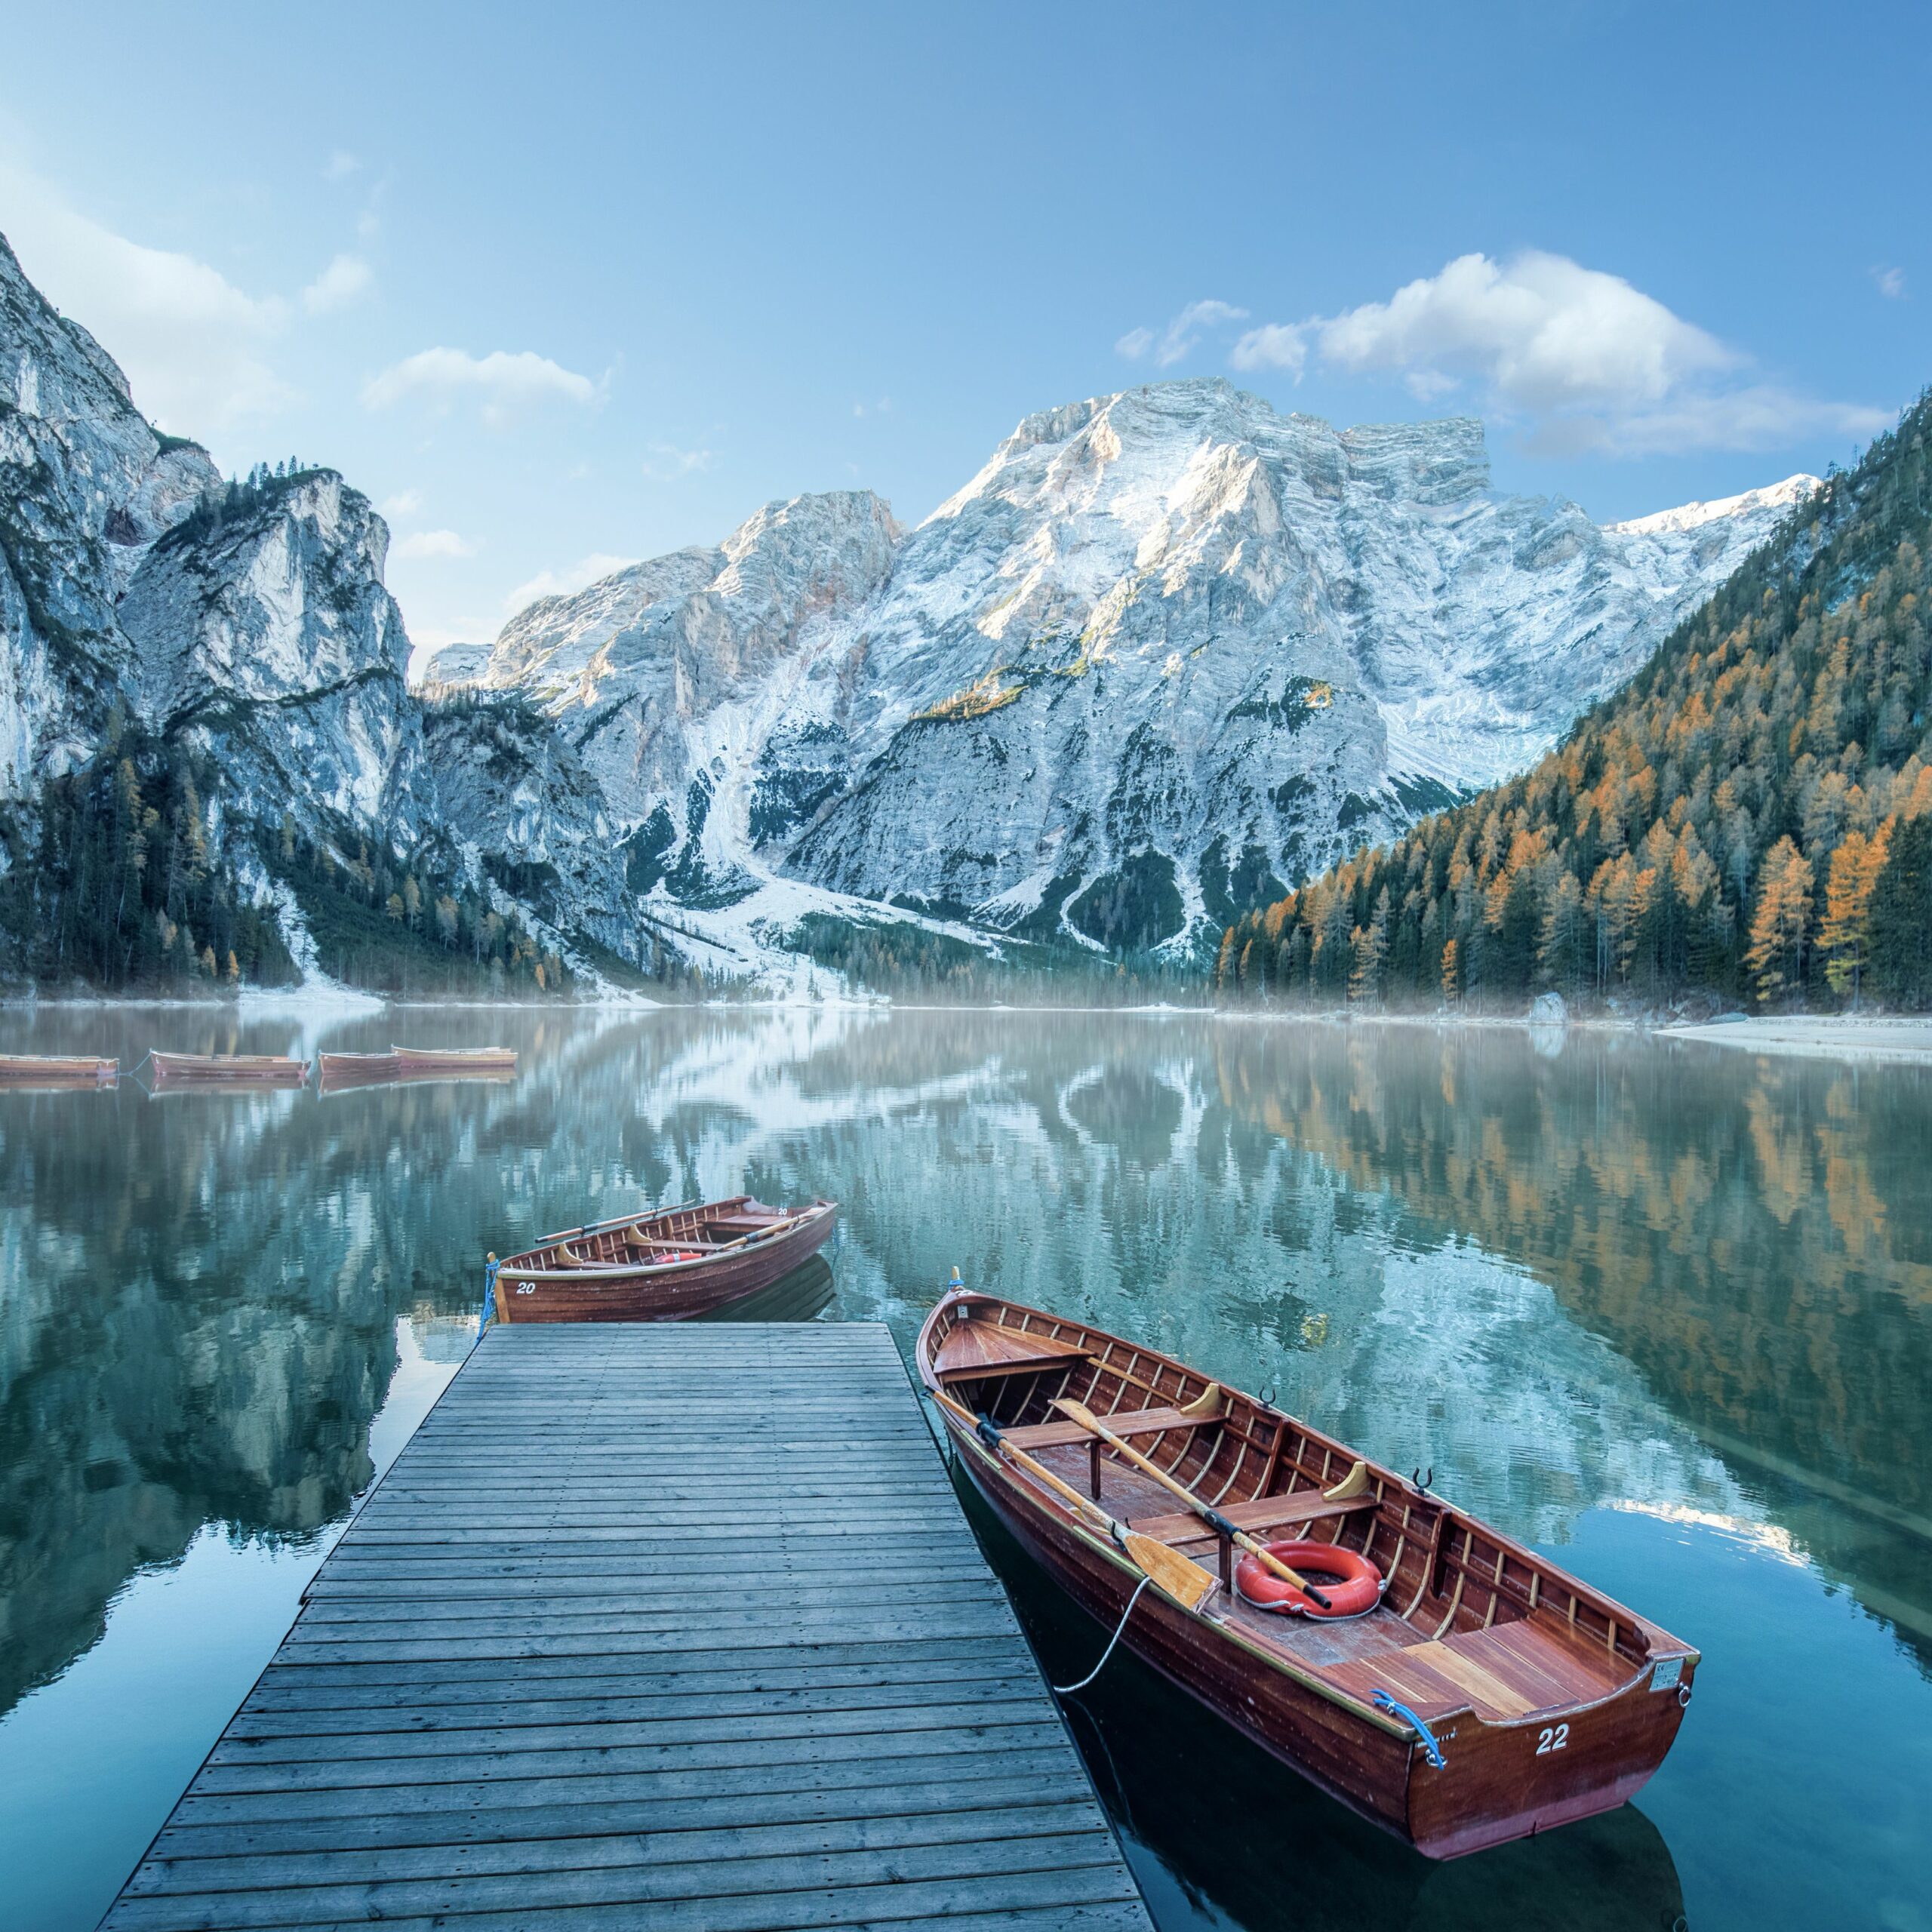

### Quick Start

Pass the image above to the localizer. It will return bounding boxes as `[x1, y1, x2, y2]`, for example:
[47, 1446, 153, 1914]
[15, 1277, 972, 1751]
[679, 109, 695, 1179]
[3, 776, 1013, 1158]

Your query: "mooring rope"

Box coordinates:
[1052, 1574, 1153, 1695]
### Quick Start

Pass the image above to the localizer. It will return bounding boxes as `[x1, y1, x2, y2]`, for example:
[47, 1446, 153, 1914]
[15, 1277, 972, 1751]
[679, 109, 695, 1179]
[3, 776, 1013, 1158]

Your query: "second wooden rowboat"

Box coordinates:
[149, 1051, 310, 1084]
[392, 1044, 516, 1074]
[491, 1195, 837, 1323]
[918, 1290, 1698, 1861]
[0, 1055, 118, 1084]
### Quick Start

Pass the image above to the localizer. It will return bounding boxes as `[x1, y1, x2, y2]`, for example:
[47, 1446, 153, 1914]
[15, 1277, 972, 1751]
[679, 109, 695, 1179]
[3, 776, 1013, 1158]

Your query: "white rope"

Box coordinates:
[1052, 1574, 1153, 1694]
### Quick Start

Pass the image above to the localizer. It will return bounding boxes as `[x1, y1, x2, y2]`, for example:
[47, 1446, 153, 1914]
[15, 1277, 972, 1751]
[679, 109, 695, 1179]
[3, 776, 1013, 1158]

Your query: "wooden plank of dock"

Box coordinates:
[103, 1322, 1155, 1931]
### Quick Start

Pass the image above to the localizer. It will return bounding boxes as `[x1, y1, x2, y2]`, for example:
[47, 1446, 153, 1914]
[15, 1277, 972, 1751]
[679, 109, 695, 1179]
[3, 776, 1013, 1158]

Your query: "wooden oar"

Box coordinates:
[1052, 1397, 1334, 1610]
[931, 1389, 1217, 1611]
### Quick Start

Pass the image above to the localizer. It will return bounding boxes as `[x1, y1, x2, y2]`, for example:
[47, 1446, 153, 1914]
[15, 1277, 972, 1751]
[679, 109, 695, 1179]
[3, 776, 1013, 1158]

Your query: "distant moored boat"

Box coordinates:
[491, 1195, 838, 1323]
[392, 1044, 517, 1075]
[0, 1055, 118, 1085]
[149, 1051, 310, 1084]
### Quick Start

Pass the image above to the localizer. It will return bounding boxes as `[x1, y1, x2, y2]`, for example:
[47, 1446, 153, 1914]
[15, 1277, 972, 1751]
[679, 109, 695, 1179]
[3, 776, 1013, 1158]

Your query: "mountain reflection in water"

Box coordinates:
[0, 1004, 1927, 1932]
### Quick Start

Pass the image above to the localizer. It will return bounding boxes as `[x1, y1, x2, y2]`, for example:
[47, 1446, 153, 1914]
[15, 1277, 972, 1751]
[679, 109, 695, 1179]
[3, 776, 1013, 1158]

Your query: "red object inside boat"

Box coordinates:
[1235, 1540, 1385, 1618]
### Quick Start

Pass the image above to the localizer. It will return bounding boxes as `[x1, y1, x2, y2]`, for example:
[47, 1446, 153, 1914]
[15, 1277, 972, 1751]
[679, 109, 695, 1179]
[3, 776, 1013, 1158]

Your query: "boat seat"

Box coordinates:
[1129, 1487, 1378, 1546]
[1002, 1404, 1209, 1451]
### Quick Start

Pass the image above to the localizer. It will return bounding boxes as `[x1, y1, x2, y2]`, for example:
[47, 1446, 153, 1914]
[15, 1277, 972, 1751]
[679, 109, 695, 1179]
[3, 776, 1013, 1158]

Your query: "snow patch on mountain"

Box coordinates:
[1604, 473, 1819, 538]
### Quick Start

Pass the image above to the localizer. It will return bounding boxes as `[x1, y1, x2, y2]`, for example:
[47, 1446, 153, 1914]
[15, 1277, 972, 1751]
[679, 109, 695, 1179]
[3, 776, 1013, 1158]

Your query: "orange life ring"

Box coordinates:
[1235, 1540, 1385, 1618]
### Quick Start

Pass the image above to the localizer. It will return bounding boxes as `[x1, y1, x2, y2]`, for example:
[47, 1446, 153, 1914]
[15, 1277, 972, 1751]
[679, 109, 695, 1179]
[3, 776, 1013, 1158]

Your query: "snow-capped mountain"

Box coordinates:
[0, 220, 1816, 987]
[438, 379, 1814, 958]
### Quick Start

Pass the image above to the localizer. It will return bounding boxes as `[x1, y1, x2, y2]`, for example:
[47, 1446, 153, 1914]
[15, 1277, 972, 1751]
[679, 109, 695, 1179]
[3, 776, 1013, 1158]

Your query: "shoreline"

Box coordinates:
[7, 990, 1932, 1063]
[1654, 1015, 1932, 1064]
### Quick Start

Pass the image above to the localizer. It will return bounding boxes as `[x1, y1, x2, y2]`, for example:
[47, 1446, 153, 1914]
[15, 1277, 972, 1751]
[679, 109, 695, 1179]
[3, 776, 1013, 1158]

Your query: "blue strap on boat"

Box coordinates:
[1372, 1688, 1447, 1767]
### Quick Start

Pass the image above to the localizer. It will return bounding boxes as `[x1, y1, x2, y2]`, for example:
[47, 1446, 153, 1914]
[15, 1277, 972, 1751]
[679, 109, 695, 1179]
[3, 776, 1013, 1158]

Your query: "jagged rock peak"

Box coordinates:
[945, 377, 1491, 526]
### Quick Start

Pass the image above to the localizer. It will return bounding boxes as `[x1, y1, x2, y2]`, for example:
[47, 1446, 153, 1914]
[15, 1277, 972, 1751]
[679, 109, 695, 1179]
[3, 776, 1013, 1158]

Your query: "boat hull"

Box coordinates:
[149, 1052, 309, 1084]
[919, 1294, 1694, 1860]
[392, 1046, 516, 1074]
[494, 1204, 836, 1322]
[0, 1056, 117, 1084]
[953, 1432, 1684, 1857]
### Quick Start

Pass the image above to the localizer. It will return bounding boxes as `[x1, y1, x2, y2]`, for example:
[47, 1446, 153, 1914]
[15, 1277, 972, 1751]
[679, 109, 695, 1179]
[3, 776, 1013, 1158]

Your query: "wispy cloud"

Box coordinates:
[852, 397, 892, 418]
[1875, 266, 1906, 300]
[641, 441, 716, 479]
[301, 253, 373, 315]
[393, 528, 475, 560]
[380, 488, 423, 517]
[0, 162, 293, 432]
[1115, 299, 1249, 368]
[505, 552, 639, 614]
[1232, 251, 1888, 456]
[362, 346, 600, 424]
[324, 150, 361, 182]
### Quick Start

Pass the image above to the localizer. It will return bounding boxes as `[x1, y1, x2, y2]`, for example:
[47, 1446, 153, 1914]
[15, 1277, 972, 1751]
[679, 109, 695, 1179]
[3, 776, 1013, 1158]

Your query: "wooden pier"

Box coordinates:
[103, 1322, 1154, 1930]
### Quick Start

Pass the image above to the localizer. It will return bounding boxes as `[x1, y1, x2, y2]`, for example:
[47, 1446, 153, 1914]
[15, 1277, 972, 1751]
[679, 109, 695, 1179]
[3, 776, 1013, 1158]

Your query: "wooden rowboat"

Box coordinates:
[491, 1195, 838, 1323]
[149, 1051, 309, 1084]
[0, 1055, 117, 1084]
[392, 1044, 516, 1074]
[917, 1290, 1699, 1861]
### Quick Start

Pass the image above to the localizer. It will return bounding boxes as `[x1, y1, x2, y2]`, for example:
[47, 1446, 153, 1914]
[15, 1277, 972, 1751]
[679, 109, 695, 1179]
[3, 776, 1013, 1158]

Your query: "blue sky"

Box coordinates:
[2, 2, 1925, 654]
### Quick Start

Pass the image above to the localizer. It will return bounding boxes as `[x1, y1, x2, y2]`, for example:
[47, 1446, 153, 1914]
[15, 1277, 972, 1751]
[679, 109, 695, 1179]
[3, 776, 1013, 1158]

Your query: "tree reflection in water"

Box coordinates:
[0, 1004, 1927, 1932]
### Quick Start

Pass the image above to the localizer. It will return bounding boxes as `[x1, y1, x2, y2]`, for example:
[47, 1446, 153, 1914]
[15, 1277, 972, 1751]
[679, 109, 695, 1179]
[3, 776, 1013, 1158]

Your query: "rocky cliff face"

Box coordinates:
[118, 471, 425, 836]
[0, 232, 614, 983]
[0, 234, 219, 794]
[445, 378, 1814, 959]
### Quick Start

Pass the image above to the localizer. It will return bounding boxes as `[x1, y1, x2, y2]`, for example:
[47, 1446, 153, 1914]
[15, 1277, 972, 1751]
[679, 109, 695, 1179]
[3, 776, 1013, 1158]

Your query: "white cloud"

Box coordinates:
[301, 253, 373, 315]
[324, 150, 361, 181]
[1312, 251, 1735, 411]
[362, 346, 598, 423]
[1118, 300, 1249, 368]
[1235, 251, 1887, 456]
[393, 528, 475, 560]
[1228, 321, 1306, 375]
[642, 441, 716, 478]
[0, 163, 292, 432]
[505, 552, 639, 614]
[1875, 266, 1906, 300]
[380, 488, 423, 517]
[852, 397, 892, 418]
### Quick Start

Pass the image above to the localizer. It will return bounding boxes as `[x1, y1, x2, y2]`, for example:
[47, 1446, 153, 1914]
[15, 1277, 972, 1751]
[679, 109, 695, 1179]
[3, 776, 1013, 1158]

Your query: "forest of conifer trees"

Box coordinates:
[0, 713, 573, 996]
[1216, 392, 1932, 1014]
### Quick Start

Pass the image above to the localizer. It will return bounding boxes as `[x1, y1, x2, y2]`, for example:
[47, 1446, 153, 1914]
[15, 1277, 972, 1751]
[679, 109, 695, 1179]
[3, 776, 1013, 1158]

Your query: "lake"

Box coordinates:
[2, 1004, 1927, 1931]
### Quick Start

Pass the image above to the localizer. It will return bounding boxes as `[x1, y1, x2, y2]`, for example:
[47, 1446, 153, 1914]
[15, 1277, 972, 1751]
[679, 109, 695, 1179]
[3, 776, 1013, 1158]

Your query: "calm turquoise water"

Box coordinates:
[1, 1006, 1927, 1931]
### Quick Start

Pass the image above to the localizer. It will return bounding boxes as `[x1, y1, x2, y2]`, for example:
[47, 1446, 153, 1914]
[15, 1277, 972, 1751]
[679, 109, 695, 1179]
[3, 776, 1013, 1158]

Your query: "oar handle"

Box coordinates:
[1057, 1399, 1334, 1609]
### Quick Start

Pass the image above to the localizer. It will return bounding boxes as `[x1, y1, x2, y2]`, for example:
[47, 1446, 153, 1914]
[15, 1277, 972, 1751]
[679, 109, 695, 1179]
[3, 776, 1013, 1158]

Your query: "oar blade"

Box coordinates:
[1122, 1532, 1218, 1611]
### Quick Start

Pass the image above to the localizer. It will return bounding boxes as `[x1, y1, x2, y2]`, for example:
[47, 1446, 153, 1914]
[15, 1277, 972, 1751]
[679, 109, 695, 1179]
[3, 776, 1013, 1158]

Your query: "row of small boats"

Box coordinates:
[473, 1183, 1698, 1863]
[0, 1046, 516, 1092]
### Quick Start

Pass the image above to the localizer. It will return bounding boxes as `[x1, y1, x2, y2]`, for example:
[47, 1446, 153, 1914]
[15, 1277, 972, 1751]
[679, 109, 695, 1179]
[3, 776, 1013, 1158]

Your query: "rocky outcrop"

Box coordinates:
[118, 472, 425, 837]
[462, 491, 903, 909]
[0, 232, 218, 794]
